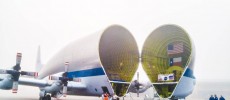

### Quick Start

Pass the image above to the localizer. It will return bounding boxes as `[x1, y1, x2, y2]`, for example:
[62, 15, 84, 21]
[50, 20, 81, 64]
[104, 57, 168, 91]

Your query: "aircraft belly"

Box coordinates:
[172, 76, 195, 98]
[67, 75, 113, 96]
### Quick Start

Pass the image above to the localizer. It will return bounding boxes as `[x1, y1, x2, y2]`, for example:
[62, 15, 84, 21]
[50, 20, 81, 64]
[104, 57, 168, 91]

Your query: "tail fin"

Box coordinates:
[35, 46, 42, 72]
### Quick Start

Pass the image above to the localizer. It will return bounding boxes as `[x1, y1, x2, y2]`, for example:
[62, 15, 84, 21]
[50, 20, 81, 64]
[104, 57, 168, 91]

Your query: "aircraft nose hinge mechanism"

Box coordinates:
[134, 72, 141, 97]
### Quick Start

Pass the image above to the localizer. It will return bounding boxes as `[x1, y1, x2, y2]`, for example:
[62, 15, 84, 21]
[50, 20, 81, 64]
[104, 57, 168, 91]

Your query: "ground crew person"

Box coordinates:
[219, 95, 225, 100]
[209, 95, 214, 100]
[104, 92, 109, 100]
[214, 94, 218, 100]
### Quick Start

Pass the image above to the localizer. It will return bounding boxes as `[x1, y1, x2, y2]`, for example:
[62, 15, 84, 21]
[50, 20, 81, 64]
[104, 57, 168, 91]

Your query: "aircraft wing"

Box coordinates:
[152, 82, 179, 85]
[19, 77, 50, 87]
[19, 77, 87, 89]
[109, 80, 131, 84]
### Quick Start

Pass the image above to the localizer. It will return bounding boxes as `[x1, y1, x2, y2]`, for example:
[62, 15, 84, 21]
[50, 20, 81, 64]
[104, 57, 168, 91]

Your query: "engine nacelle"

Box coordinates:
[39, 82, 63, 98]
[0, 75, 13, 90]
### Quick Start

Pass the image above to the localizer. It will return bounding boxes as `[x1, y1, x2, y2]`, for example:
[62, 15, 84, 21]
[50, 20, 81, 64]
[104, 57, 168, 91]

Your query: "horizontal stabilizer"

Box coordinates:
[152, 82, 178, 85]
[109, 80, 130, 84]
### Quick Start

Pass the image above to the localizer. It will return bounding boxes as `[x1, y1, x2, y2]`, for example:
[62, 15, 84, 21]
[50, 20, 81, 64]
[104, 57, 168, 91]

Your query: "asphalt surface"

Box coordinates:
[0, 85, 155, 100]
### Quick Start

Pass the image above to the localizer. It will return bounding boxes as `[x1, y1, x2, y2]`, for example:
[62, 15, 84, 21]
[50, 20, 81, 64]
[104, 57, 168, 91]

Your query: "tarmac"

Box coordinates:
[2, 82, 226, 100]
[0, 85, 156, 100]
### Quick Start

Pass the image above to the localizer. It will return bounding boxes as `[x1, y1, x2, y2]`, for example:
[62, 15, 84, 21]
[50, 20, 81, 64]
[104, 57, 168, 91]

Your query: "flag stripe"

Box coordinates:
[173, 57, 182, 62]
[173, 62, 182, 66]
[169, 57, 182, 66]
[168, 42, 183, 54]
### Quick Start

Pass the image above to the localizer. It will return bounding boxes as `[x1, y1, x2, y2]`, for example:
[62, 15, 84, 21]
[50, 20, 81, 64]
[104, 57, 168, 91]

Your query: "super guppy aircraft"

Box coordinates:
[0, 25, 140, 100]
[0, 24, 195, 100]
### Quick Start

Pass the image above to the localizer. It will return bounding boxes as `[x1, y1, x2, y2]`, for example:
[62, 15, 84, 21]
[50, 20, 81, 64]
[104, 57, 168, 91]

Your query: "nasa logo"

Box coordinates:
[164, 77, 167, 81]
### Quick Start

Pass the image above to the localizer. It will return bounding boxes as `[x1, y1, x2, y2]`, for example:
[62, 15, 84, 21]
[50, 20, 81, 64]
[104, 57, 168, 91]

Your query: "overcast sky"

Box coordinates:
[1, 0, 230, 82]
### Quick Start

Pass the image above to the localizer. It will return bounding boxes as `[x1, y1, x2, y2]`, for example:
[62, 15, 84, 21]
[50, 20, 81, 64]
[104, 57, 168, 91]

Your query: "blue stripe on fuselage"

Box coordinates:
[183, 68, 195, 79]
[67, 67, 105, 78]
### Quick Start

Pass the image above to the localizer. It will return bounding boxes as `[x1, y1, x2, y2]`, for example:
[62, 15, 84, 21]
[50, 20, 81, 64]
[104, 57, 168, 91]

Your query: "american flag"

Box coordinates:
[167, 42, 183, 55]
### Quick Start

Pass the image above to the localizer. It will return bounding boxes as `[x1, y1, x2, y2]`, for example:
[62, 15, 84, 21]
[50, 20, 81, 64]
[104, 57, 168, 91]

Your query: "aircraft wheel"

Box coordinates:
[39, 97, 43, 100]
[39, 97, 46, 100]
[39, 94, 51, 100]
[45, 95, 51, 100]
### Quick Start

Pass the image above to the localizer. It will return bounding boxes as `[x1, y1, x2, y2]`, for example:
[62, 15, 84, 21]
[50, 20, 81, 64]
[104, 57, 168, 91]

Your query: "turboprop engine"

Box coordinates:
[141, 24, 195, 99]
[38, 25, 139, 97]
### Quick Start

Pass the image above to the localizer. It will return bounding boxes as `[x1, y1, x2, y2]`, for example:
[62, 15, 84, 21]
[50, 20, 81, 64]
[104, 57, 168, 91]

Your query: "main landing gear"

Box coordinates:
[39, 94, 51, 100]
[39, 90, 51, 100]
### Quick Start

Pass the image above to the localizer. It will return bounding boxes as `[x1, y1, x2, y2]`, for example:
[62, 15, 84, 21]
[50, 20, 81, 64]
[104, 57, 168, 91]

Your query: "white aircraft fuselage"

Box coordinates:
[37, 25, 139, 97]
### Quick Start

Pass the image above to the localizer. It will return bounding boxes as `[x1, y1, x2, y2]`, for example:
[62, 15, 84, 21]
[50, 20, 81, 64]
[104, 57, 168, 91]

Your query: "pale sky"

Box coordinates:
[1, 0, 230, 82]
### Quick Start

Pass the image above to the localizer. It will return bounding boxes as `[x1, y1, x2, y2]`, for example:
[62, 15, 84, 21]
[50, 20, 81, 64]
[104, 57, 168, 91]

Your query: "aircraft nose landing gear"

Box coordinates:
[39, 91, 51, 100]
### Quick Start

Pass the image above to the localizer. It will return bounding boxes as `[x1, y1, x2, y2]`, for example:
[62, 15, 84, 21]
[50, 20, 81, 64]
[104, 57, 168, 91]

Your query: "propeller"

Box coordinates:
[49, 62, 72, 97]
[0, 53, 38, 93]
[21, 71, 38, 78]
[62, 62, 69, 97]
[11, 53, 21, 93]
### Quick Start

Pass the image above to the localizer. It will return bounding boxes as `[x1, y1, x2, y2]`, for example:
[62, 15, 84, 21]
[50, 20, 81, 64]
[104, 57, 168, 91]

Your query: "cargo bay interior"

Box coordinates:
[141, 25, 192, 98]
[99, 26, 139, 96]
